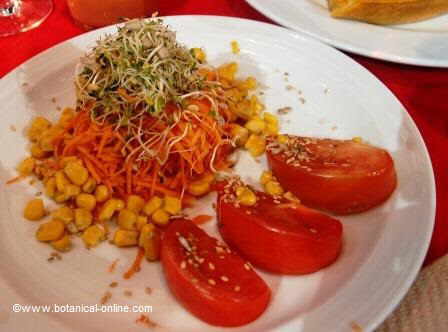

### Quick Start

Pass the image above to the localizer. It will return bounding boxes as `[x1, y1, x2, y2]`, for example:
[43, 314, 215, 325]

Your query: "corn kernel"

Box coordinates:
[82, 177, 96, 193]
[163, 196, 181, 215]
[52, 206, 74, 224]
[59, 156, 79, 168]
[235, 186, 246, 197]
[284, 191, 300, 202]
[55, 171, 69, 192]
[27, 117, 51, 142]
[232, 100, 253, 120]
[51, 235, 72, 252]
[277, 135, 289, 144]
[245, 134, 266, 157]
[264, 112, 278, 125]
[45, 177, 57, 198]
[139, 224, 160, 261]
[191, 47, 206, 62]
[17, 157, 35, 176]
[237, 77, 257, 91]
[245, 117, 265, 134]
[152, 209, 170, 226]
[38, 127, 62, 152]
[64, 161, 88, 186]
[64, 184, 81, 198]
[54, 193, 69, 203]
[136, 215, 148, 231]
[59, 108, 75, 127]
[231, 40, 240, 54]
[30, 144, 47, 159]
[249, 95, 264, 115]
[230, 124, 249, 146]
[265, 122, 279, 136]
[24, 198, 46, 221]
[187, 180, 211, 197]
[82, 225, 106, 248]
[114, 229, 139, 247]
[352, 136, 363, 143]
[98, 198, 123, 221]
[36, 219, 65, 242]
[118, 209, 137, 230]
[260, 171, 273, 185]
[217, 62, 238, 81]
[76, 193, 96, 211]
[75, 208, 93, 230]
[236, 187, 257, 206]
[143, 196, 163, 216]
[95, 185, 109, 202]
[265, 180, 284, 196]
[66, 222, 79, 234]
[126, 195, 145, 213]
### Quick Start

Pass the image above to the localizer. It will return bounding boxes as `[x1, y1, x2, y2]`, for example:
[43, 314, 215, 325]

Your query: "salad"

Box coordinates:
[11, 18, 397, 327]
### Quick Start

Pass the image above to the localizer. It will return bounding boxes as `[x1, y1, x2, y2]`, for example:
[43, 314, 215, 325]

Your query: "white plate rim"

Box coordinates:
[0, 15, 437, 332]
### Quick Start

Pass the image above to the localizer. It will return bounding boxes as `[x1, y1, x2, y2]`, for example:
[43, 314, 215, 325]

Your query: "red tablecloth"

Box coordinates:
[1, 0, 446, 265]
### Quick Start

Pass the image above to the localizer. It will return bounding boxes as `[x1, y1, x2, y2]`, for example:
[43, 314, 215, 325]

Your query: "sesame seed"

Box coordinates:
[124, 290, 133, 297]
[145, 287, 152, 295]
[180, 261, 187, 269]
[244, 263, 252, 270]
[208, 279, 216, 285]
[221, 276, 229, 282]
[192, 278, 198, 284]
[309, 228, 317, 233]
[109, 282, 118, 288]
[234, 286, 241, 292]
[208, 262, 215, 270]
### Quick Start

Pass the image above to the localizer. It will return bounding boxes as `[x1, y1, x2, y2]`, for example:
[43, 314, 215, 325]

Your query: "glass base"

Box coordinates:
[0, 0, 53, 37]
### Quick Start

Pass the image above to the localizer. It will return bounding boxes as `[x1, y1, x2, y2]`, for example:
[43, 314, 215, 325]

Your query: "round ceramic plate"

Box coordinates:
[247, 0, 448, 67]
[0, 16, 435, 332]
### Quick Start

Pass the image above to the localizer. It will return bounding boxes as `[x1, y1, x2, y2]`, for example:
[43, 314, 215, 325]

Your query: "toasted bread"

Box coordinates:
[328, 0, 448, 25]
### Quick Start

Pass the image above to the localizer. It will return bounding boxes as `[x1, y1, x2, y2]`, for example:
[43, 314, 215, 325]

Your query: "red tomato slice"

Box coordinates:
[217, 181, 343, 274]
[266, 136, 397, 215]
[161, 219, 271, 327]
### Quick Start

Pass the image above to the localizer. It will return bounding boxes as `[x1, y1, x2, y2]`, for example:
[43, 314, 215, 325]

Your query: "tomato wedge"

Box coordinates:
[217, 180, 343, 274]
[161, 219, 271, 327]
[266, 136, 397, 215]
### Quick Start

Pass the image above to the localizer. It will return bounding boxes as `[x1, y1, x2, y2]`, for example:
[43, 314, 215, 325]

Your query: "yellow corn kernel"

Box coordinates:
[95, 185, 109, 202]
[55, 171, 69, 192]
[245, 134, 266, 157]
[27, 116, 52, 142]
[36, 219, 65, 242]
[136, 215, 148, 231]
[50, 235, 72, 252]
[98, 199, 121, 221]
[352, 136, 363, 143]
[260, 171, 273, 185]
[30, 144, 47, 159]
[82, 225, 106, 248]
[118, 209, 138, 230]
[82, 177, 96, 193]
[250, 95, 264, 115]
[59, 108, 75, 127]
[236, 187, 257, 206]
[265, 123, 279, 136]
[163, 196, 181, 215]
[54, 193, 69, 203]
[64, 184, 81, 198]
[152, 209, 170, 226]
[143, 196, 163, 216]
[230, 124, 249, 146]
[43, 177, 56, 198]
[237, 77, 257, 91]
[277, 135, 289, 145]
[76, 193, 96, 211]
[139, 224, 160, 261]
[66, 222, 79, 234]
[235, 186, 246, 197]
[38, 126, 62, 152]
[113, 229, 139, 247]
[75, 208, 93, 230]
[217, 62, 238, 81]
[126, 195, 145, 213]
[284, 191, 300, 202]
[187, 180, 211, 197]
[64, 161, 88, 186]
[24, 198, 46, 221]
[191, 47, 206, 62]
[264, 112, 278, 125]
[231, 40, 240, 54]
[245, 117, 265, 134]
[115, 199, 125, 210]
[17, 157, 35, 176]
[52, 206, 74, 224]
[59, 156, 79, 168]
[265, 180, 284, 196]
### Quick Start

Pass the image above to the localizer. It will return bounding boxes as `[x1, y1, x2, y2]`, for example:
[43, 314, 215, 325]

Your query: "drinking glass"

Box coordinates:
[0, 0, 53, 37]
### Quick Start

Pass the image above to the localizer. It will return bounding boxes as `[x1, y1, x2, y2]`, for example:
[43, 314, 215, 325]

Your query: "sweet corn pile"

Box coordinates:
[16, 49, 282, 265]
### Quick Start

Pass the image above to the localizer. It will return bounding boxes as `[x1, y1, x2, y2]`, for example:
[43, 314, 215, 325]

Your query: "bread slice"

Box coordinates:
[328, 0, 448, 25]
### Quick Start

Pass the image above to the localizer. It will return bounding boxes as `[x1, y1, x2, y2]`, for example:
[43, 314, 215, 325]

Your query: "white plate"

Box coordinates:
[0, 16, 435, 332]
[247, 0, 448, 67]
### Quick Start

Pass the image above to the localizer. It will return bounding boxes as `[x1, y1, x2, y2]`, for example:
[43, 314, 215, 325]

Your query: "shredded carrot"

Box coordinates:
[108, 259, 119, 273]
[123, 247, 145, 279]
[192, 215, 213, 225]
[6, 175, 26, 185]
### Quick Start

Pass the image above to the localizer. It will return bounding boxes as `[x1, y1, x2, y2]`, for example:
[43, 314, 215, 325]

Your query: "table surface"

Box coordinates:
[1, 0, 447, 266]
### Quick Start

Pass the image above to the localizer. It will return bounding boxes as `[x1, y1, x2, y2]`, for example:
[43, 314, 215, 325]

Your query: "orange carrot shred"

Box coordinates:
[123, 248, 145, 280]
